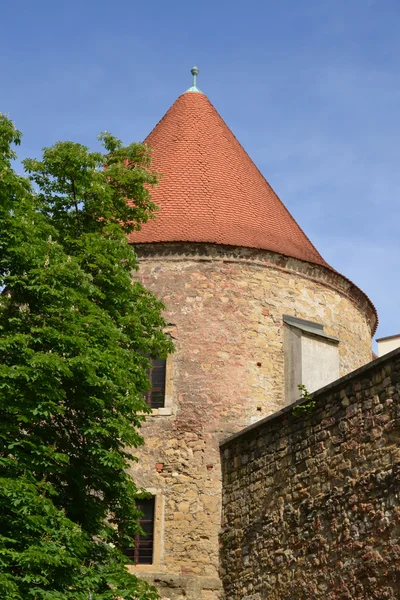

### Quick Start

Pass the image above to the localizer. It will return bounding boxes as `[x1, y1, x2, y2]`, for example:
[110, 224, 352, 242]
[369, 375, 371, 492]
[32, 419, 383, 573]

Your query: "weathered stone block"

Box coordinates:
[221, 349, 400, 599]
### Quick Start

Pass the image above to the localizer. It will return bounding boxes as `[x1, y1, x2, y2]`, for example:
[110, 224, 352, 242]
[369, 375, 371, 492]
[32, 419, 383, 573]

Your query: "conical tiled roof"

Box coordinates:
[129, 89, 330, 267]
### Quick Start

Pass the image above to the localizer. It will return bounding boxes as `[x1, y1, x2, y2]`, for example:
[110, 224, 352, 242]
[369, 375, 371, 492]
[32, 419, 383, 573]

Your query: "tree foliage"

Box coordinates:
[0, 114, 173, 599]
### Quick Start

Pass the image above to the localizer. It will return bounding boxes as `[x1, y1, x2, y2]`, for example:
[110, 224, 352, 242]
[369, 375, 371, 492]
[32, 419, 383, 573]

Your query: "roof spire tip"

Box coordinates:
[186, 65, 202, 93]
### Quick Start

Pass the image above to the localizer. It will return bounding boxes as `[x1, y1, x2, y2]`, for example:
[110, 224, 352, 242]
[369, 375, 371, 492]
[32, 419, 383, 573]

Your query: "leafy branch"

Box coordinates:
[291, 384, 316, 418]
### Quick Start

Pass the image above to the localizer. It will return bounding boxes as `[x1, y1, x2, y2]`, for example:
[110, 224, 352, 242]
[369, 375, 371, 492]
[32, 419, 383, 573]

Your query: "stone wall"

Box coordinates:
[128, 242, 375, 600]
[220, 348, 400, 600]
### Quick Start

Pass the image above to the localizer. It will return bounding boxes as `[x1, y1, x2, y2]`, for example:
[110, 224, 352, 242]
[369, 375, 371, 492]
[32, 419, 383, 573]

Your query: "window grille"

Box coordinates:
[145, 359, 166, 409]
[125, 497, 155, 565]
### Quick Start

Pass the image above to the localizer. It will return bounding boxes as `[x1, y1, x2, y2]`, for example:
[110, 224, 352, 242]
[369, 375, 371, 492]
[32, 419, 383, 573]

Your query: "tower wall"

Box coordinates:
[128, 243, 375, 600]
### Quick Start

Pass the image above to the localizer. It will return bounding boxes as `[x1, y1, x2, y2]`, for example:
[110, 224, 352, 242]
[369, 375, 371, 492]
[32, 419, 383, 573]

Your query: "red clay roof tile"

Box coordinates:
[128, 91, 330, 268]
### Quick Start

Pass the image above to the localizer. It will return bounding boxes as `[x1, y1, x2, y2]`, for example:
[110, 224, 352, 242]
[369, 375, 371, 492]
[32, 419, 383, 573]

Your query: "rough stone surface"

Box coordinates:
[220, 348, 400, 600]
[128, 242, 375, 600]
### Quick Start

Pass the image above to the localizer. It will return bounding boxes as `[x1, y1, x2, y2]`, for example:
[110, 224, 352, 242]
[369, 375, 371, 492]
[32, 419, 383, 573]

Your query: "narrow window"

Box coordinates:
[125, 497, 155, 565]
[146, 359, 166, 409]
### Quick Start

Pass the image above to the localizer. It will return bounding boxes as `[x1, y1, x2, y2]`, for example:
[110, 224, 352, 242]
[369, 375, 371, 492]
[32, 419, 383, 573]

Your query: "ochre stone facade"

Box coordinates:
[128, 243, 375, 600]
[220, 348, 400, 600]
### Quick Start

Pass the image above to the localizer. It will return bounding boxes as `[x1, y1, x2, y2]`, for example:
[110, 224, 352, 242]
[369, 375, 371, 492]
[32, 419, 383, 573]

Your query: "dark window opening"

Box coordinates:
[125, 497, 155, 565]
[146, 359, 166, 409]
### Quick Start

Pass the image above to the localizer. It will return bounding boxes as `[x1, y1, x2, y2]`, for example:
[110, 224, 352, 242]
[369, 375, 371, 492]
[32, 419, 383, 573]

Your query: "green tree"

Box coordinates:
[0, 113, 173, 599]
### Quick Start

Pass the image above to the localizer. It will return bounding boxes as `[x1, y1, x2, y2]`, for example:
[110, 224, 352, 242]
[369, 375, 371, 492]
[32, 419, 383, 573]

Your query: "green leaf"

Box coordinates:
[0, 113, 174, 599]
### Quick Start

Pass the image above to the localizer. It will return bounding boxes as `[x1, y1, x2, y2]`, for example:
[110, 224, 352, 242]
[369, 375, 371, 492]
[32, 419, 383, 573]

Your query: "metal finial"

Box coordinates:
[191, 66, 199, 87]
[186, 66, 202, 93]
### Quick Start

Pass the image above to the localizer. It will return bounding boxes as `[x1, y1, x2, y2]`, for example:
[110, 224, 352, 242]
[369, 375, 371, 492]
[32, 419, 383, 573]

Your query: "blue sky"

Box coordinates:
[2, 0, 399, 343]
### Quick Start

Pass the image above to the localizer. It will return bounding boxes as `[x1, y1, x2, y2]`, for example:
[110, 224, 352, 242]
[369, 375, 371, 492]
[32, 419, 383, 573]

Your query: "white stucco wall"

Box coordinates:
[377, 336, 400, 357]
[284, 325, 340, 404]
[301, 334, 340, 394]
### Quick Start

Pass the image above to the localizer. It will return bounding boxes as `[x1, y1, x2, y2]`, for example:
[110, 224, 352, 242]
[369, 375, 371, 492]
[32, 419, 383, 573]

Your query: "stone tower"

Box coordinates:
[127, 71, 377, 600]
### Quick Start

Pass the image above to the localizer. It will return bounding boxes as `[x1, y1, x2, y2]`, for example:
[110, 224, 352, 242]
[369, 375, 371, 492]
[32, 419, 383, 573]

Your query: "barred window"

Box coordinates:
[145, 359, 166, 409]
[125, 497, 155, 565]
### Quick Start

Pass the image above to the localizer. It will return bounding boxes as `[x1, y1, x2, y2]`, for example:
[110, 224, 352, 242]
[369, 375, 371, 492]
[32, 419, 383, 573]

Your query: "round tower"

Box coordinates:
[127, 71, 377, 600]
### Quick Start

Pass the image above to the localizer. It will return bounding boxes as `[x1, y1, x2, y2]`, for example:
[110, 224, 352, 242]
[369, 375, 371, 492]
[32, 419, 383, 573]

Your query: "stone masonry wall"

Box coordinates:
[128, 243, 375, 600]
[220, 348, 400, 600]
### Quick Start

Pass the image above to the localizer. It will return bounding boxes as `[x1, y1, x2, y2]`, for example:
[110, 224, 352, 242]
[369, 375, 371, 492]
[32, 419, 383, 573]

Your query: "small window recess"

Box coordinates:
[143, 357, 173, 417]
[142, 325, 176, 417]
[125, 492, 163, 573]
[146, 359, 166, 409]
[125, 497, 155, 565]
